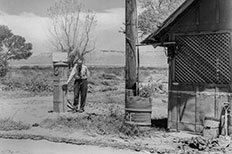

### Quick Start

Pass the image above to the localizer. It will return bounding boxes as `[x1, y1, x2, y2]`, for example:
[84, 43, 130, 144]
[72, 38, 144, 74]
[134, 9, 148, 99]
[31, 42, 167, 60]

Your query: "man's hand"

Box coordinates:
[62, 83, 68, 91]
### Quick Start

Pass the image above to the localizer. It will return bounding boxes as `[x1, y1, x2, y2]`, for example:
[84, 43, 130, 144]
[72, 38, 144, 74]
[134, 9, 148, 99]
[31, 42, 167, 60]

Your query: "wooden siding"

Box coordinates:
[166, 0, 232, 133]
[167, 0, 232, 41]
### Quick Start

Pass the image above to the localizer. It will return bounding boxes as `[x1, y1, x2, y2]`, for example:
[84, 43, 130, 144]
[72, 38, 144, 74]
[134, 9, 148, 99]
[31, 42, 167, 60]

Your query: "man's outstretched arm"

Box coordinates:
[66, 64, 77, 84]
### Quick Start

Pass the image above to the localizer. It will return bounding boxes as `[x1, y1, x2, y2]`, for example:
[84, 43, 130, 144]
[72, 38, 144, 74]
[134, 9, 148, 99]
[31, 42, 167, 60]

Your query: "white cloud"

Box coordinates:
[0, 8, 167, 67]
[97, 8, 124, 28]
[0, 11, 51, 55]
[0, 8, 154, 53]
[0, 8, 126, 53]
[95, 8, 125, 51]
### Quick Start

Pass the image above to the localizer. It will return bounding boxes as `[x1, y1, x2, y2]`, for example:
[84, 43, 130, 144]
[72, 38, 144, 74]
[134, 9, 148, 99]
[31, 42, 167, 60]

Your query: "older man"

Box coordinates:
[66, 59, 89, 112]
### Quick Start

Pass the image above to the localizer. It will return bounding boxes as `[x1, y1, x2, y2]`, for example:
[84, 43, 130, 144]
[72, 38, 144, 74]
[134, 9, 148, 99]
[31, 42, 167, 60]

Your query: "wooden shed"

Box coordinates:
[142, 0, 232, 133]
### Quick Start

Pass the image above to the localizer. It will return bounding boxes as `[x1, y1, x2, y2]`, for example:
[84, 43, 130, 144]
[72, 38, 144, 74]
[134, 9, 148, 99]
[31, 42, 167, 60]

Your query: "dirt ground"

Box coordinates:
[1, 68, 231, 154]
[0, 138, 144, 154]
[0, 90, 175, 152]
[0, 89, 196, 154]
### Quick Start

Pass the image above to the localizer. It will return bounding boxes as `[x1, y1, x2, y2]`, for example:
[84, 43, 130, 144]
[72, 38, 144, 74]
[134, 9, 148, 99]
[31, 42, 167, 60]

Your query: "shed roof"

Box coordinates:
[141, 0, 196, 45]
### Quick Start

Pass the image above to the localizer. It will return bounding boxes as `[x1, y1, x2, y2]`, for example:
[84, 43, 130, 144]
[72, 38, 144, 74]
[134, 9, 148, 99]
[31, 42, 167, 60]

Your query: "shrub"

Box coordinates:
[1, 68, 53, 93]
[139, 84, 154, 98]
[119, 123, 140, 137]
[0, 62, 8, 77]
[40, 106, 125, 135]
[0, 118, 30, 131]
[1, 77, 52, 93]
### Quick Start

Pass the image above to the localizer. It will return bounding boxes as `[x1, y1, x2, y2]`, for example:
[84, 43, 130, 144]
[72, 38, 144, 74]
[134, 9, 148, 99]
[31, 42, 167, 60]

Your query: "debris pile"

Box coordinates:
[139, 81, 168, 97]
[101, 73, 120, 80]
[175, 136, 232, 153]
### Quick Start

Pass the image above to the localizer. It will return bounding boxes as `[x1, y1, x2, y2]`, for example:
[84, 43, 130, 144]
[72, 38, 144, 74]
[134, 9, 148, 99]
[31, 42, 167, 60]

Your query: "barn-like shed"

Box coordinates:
[142, 0, 232, 133]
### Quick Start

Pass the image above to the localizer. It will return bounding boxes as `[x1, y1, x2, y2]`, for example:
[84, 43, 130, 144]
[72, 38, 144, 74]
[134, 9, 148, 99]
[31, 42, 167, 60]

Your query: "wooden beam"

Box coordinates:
[125, 0, 138, 95]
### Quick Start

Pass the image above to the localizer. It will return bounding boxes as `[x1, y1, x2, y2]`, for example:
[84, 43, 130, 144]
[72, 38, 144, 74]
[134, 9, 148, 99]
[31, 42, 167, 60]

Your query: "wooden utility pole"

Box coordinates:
[125, 0, 138, 96]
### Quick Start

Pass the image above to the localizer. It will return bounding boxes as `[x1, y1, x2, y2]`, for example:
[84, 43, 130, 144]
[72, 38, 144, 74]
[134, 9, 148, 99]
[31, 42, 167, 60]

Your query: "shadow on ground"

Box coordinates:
[151, 118, 168, 129]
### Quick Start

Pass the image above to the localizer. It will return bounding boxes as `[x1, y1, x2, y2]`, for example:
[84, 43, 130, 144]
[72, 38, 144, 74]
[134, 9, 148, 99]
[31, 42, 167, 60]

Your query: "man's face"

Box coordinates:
[77, 60, 82, 66]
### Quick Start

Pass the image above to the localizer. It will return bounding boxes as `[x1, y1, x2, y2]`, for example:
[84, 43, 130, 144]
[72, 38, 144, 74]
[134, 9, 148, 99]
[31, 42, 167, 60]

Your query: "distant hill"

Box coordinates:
[9, 53, 53, 68]
[9, 49, 168, 68]
[86, 49, 167, 67]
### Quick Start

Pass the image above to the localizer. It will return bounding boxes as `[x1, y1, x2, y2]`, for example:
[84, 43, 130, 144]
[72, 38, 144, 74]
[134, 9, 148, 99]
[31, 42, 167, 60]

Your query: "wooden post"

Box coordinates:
[125, 0, 138, 96]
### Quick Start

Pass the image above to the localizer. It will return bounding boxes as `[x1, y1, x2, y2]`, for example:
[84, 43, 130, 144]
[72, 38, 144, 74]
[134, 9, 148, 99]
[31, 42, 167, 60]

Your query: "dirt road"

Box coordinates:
[0, 138, 146, 154]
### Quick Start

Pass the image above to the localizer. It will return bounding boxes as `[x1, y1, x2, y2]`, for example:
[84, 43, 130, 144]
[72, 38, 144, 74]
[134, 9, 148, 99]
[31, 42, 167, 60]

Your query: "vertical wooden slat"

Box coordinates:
[229, 32, 232, 134]
[167, 47, 174, 130]
[216, 0, 220, 24]
[195, 86, 198, 132]
[176, 84, 181, 132]
[215, 86, 219, 118]
[195, 3, 200, 26]
[176, 92, 180, 132]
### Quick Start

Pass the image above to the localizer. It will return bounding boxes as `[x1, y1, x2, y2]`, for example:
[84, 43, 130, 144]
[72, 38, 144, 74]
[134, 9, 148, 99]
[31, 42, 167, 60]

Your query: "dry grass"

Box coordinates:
[1, 66, 167, 94]
[0, 66, 168, 137]
[40, 104, 156, 137]
[41, 112, 123, 135]
[0, 118, 30, 131]
[38, 66, 168, 137]
[1, 68, 53, 94]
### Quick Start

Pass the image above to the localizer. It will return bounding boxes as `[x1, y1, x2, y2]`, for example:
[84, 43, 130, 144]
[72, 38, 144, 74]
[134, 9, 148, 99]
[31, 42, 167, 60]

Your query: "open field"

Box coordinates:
[1, 67, 230, 153]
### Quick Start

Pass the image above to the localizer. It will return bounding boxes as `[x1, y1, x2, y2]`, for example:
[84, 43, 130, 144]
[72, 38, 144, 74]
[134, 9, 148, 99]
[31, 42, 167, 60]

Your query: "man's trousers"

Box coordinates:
[73, 79, 88, 110]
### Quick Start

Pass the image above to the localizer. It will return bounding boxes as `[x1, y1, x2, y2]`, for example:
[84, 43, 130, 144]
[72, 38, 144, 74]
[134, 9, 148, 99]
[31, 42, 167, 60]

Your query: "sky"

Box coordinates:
[0, 0, 125, 16]
[0, 0, 167, 67]
[0, 0, 126, 54]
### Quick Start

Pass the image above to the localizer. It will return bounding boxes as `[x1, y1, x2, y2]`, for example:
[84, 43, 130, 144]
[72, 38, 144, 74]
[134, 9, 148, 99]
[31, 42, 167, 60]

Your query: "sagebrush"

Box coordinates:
[0, 118, 30, 131]
[1, 68, 53, 93]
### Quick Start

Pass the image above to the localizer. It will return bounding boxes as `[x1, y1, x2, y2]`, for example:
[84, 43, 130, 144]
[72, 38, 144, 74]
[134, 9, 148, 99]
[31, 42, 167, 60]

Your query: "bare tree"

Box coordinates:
[138, 0, 184, 38]
[48, 0, 97, 65]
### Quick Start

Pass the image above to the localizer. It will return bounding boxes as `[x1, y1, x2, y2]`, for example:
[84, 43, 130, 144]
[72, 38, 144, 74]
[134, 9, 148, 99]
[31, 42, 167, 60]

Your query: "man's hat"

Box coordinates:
[74, 57, 83, 64]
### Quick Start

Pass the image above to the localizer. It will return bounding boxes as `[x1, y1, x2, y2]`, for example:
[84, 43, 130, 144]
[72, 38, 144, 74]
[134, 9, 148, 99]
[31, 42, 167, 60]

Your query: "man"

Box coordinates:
[66, 58, 89, 112]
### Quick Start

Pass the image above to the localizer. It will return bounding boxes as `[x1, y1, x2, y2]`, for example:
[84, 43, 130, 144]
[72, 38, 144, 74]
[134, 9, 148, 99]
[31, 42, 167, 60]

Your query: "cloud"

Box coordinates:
[0, 8, 167, 67]
[0, 11, 51, 54]
[0, 7, 153, 54]
[97, 8, 124, 28]
[0, 8, 126, 54]
[95, 8, 125, 51]
[94, 7, 156, 52]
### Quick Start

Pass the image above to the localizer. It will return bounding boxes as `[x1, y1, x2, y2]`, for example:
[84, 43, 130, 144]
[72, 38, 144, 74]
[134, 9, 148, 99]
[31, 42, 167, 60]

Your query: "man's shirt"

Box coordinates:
[67, 64, 89, 84]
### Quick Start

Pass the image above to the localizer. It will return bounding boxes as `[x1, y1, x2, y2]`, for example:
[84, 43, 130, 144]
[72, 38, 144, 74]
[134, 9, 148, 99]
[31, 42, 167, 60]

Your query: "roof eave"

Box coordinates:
[141, 0, 196, 46]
